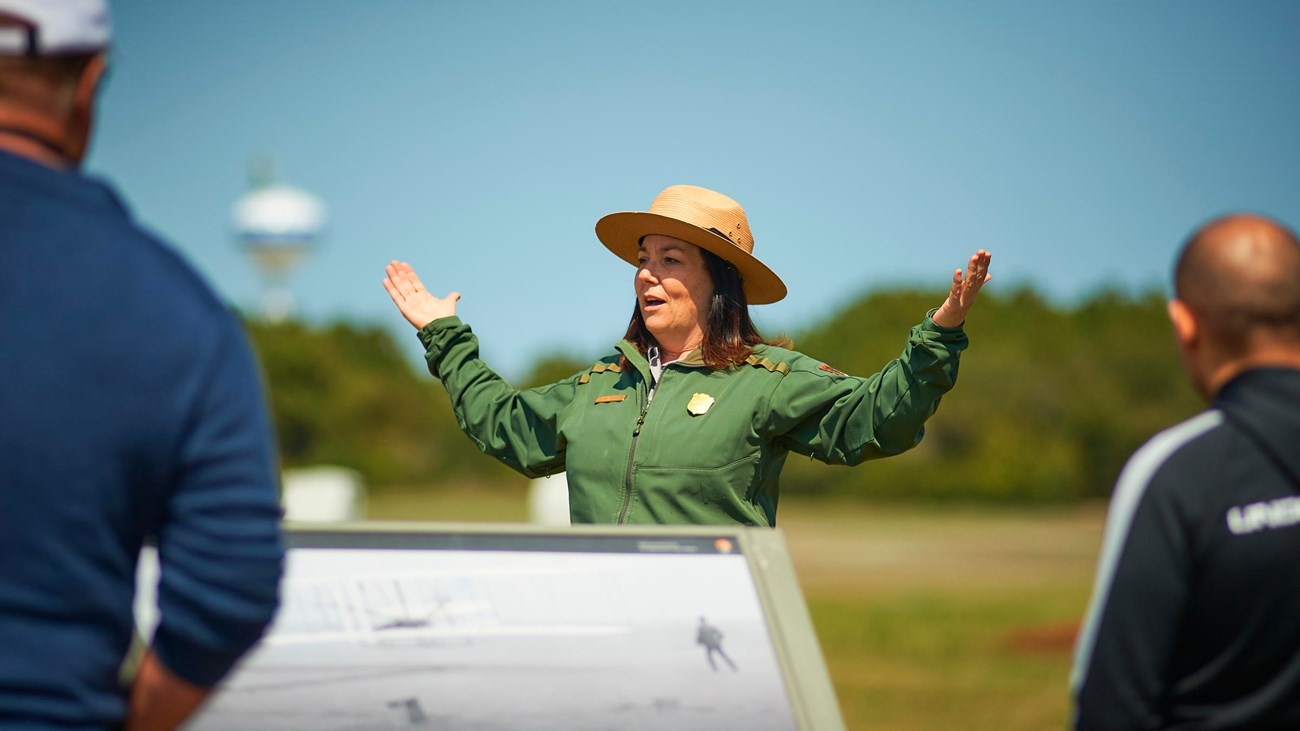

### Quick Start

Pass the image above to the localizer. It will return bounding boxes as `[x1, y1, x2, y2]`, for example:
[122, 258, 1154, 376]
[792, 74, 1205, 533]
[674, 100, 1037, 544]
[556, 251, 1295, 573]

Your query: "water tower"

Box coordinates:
[232, 160, 326, 322]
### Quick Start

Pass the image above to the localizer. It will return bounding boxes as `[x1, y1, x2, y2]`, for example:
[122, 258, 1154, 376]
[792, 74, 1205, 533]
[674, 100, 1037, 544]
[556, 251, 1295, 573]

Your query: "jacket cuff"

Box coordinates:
[417, 316, 468, 376]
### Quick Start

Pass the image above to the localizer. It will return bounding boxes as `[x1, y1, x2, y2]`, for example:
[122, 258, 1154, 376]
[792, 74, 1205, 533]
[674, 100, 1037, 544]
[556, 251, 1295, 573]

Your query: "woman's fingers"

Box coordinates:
[381, 275, 400, 302]
[400, 264, 419, 298]
[961, 250, 992, 302]
[385, 260, 430, 301]
[930, 249, 993, 329]
[398, 262, 429, 293]
[385, 262, 409, 295]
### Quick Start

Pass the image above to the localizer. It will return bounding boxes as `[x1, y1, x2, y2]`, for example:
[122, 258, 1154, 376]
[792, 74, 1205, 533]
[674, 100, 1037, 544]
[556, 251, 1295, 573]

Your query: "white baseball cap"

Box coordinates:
[0, 0, 110, 56]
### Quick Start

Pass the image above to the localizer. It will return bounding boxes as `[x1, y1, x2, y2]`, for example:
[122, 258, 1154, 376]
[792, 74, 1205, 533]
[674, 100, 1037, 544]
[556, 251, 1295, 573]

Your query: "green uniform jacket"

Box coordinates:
[419, 315, 968, 526]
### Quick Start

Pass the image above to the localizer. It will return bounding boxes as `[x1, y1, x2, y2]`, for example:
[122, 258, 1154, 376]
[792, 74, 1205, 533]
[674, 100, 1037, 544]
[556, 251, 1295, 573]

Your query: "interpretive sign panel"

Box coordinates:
[136, 524, 844, 731]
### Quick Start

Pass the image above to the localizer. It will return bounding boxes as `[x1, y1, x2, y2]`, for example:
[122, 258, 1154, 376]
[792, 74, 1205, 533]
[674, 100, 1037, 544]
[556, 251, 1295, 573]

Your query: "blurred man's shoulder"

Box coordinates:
[1118, 410, 1227, 502]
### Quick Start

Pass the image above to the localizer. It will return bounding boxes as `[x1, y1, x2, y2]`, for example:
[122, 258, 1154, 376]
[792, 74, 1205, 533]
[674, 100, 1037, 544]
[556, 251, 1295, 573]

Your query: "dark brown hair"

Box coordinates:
[620, 246, 782, 370]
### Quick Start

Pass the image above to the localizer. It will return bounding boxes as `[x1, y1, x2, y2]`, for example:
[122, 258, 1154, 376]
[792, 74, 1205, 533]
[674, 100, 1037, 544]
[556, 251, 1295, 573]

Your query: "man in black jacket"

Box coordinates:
[1072, 214, 1300, 730]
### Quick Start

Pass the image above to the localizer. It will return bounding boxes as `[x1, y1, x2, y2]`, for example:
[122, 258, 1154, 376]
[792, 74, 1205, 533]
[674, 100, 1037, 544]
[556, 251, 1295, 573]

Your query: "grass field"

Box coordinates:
[367, 487, 1106, 731]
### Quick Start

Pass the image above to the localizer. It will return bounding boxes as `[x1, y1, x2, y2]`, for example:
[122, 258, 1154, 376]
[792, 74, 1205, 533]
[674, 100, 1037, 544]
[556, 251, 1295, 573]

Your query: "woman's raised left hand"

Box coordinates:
[931, 250, 992, 329]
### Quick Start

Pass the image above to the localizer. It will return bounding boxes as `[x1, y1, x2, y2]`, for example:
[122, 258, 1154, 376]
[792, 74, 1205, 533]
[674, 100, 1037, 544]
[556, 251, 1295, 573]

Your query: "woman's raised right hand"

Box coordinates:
[382, 260, 460, 330]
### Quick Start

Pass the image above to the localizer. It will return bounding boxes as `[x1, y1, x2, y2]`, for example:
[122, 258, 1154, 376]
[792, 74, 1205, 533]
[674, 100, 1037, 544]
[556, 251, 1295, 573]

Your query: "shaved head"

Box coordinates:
[1174, 214, 1300, 354]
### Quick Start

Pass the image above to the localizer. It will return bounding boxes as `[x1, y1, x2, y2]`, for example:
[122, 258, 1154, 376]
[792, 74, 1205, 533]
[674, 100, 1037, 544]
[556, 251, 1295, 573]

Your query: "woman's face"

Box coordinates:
[636, 235, 715, 353]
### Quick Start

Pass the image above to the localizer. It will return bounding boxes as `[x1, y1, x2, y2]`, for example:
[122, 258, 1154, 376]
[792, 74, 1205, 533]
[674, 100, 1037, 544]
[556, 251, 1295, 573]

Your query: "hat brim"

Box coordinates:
[595, 211, 787, 305]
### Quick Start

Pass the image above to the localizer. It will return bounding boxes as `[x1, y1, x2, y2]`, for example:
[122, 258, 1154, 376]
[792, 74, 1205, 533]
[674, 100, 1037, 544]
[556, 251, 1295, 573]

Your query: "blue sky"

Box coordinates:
[89, 2, 1300, 379]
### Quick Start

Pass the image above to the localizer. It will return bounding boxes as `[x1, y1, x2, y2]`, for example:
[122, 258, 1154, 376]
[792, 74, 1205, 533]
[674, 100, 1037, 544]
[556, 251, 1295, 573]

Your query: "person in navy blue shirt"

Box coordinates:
[0, 2, 284, 729]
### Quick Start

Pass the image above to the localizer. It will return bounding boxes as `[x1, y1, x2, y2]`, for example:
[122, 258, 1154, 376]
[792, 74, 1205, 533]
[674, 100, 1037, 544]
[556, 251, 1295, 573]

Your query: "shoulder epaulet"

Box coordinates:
[578, 361, 623, 385]
[744, 354, 790, 375]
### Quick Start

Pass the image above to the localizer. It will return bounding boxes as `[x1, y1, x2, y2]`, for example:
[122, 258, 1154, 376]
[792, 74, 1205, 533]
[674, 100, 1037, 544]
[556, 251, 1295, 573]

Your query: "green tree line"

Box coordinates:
[780, 286, 1201, 501]
[245, 285, 1203, 502]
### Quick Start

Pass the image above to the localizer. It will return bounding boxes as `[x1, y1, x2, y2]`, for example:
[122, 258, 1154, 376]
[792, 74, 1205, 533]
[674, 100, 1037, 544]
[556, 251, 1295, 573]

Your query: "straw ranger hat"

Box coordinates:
[595, 185, 787, 305]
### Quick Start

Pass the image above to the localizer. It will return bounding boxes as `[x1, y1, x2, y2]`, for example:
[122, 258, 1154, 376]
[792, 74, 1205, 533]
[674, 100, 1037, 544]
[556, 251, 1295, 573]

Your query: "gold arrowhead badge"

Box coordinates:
[687, 392, 715, 416]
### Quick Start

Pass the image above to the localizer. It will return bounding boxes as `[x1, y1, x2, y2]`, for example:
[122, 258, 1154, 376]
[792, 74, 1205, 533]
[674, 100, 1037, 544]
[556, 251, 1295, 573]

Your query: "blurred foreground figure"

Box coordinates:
[1072, 214, 1300, 730]
[0, 2, 284, 729]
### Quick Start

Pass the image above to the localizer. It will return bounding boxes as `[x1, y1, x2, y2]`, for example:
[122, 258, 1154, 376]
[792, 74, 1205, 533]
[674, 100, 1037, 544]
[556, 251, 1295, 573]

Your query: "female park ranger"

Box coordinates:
[384, 185, 990, 526]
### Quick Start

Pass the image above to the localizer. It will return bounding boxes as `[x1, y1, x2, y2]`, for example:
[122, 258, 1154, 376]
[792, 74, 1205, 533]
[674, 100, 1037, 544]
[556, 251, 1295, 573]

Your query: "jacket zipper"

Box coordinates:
[617, 377, 659, 524]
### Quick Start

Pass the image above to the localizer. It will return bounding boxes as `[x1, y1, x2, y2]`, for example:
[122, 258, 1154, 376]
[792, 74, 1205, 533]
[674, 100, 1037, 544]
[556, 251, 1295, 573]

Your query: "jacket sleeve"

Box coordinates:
[152, 315, 285, 688]
[765, 314, 967, 465]
[1071, 461, 1192, 731]
[419, 316, 574, 478]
